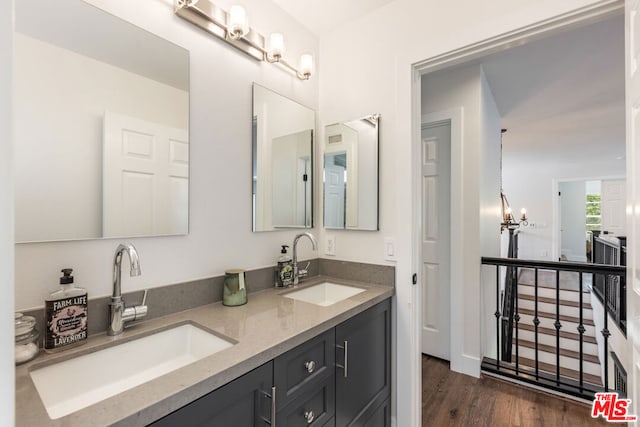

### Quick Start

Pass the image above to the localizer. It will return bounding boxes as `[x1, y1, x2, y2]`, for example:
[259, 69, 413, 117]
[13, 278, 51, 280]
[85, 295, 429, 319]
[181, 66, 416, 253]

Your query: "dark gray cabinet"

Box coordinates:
[275, 376, 335, 427]
[275, 329, 335, 407]
[274, 328, 336, 426]
[149, 298, 390, 427]
[150, 362, 274, 427]
[335, 300, 391, 427]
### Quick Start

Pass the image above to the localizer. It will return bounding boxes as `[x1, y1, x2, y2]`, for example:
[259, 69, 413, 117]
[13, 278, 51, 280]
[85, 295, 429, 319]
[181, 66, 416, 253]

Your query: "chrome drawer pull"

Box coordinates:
[336, 340, 348, 378]
[304, 410, 315, 424]
[259, 386, 276, 425]
[305, 360, 316, 373]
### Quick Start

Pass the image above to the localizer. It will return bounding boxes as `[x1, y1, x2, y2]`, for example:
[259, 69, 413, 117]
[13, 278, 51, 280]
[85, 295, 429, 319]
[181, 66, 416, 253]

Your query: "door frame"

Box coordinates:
[410, 1, 624, 425]
[419, 110, 462, 367]
[552, 175, 624, 262]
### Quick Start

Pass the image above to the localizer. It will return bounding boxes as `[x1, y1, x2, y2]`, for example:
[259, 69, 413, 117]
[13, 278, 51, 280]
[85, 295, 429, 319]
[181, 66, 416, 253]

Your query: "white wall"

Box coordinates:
[318, 0, 614, 425]
[421, 64, 501, 370]
[14, 0, 319, 311]
[503, 159, 621, 260]
[1, 0, 14, 423]
[480, 69, 503, 358]
[14, 33, 188, 242]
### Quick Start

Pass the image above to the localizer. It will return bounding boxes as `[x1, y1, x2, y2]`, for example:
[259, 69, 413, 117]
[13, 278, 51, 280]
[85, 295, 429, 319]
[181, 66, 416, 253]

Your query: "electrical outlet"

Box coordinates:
[325, 235, 336, 256]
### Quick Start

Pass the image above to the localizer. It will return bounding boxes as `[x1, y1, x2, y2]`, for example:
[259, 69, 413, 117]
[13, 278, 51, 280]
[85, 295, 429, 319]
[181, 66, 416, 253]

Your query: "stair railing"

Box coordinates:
[482, 256, 625, 400]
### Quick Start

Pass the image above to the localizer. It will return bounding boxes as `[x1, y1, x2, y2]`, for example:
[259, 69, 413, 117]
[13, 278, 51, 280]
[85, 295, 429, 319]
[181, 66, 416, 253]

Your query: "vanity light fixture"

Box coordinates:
[267, 32, 284, 62]
[227, 5, 249, 40]
[175, 0, 314, 80]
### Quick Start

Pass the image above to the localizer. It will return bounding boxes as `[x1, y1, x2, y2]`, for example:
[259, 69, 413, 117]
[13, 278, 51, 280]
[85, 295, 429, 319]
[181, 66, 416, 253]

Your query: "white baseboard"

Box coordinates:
[451, 353, 481, 378]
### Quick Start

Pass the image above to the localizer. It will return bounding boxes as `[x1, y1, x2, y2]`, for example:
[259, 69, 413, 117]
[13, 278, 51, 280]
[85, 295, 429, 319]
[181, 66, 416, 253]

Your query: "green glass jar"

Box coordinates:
[223, 269, 247, 306]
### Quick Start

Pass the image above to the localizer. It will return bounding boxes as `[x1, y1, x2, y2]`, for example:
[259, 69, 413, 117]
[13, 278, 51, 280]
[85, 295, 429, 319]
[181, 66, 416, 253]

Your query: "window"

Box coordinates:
[586, 193, 601, 231]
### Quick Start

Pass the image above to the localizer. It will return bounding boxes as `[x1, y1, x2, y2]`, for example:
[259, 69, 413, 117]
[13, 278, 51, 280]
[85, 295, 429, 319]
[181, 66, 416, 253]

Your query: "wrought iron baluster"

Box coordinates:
[577, 272, 585, 391]
[534, 268, 539, 379]
[495, 265, 501, 369]
[603, 269, 610, 392]
[514, 267, 520, 373]
[554, 269, 562, 385]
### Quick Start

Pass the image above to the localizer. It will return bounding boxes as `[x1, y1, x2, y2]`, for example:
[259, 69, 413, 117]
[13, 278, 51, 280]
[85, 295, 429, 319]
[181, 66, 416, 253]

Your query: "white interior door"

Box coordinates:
[103, 111, 188, 237]
[626, 0, 640, 417]
[559, 181, 587, 262]
[421, 121, 451, 359]
[324, 153, 346, 228]
[601, 179, 626, 235]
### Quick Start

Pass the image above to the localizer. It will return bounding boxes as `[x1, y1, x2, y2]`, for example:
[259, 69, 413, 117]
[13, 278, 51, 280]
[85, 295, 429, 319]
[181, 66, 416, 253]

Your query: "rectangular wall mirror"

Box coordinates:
[14, 0, 190, 243]
[252, 83, 315, 232]
[324, 114, 379, 231]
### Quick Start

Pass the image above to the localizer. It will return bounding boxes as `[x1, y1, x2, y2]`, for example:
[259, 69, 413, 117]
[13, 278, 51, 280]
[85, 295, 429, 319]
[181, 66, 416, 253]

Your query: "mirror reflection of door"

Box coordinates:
[252, 83, 315, 232]
[323, 114, 379, 231]
[324, 152, 347, 228]
[271, 130, 313, 228]
[103, 111, 188, 238]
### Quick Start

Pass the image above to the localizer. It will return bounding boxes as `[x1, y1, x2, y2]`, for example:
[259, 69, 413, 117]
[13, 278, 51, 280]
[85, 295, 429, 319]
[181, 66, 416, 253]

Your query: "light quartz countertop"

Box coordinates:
[15, 276, 394, 426]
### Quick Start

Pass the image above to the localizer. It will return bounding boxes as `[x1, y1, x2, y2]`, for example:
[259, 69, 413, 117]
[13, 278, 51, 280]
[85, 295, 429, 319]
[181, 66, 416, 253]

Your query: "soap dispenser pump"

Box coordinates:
[276, 245, 293, 287]
[44, 268, 88, 353]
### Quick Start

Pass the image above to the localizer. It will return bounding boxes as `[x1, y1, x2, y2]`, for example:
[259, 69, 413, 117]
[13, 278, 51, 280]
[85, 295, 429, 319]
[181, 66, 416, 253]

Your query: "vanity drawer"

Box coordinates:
[275, 328, 335, 408]
[276, 376, 335, 427]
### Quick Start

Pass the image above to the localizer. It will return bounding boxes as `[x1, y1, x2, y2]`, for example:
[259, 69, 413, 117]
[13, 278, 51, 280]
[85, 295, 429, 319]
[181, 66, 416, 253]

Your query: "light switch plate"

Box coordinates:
[384, 238, 396, 261]
[325, 235, 336, 256]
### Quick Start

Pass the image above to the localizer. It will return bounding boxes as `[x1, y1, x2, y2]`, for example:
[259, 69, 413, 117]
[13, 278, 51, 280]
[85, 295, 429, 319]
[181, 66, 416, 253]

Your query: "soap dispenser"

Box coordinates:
[44, 268, 88, 353]
[276, 245, 293, 287]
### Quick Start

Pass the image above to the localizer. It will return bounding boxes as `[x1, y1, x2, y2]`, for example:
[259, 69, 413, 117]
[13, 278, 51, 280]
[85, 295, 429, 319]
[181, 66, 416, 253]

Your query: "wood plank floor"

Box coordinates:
[422, 354, 608, 426]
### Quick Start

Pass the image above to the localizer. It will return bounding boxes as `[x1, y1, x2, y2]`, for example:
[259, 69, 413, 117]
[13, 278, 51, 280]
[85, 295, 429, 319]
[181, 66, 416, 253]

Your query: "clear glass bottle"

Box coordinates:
[15, 313, 39, 364]
[44, 268, 88, 353]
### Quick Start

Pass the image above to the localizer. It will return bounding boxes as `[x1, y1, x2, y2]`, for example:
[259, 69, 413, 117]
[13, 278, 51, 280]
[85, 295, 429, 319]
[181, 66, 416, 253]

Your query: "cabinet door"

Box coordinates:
[275, 328, 335, 408]
[335, 299, 391, 427]
[362, 399, 391, 427]
[276, 376, 335, 427]
[150, 362, 274, 427]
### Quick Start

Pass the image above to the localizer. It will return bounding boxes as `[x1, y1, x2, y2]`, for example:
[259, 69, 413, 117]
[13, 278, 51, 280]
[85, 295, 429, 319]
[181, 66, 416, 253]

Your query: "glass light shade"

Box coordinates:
[298, 53, 314, 77]
[268, 33, 285, 59]
[228, 5, 248, 39]
[520, 208, 527, 220]
[505, 207, 513, 220]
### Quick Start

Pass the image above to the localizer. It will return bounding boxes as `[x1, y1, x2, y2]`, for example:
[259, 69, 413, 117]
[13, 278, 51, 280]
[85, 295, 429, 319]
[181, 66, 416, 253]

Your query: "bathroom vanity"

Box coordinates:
[152, 299, 390, 427]
[15, 277, 393, 426]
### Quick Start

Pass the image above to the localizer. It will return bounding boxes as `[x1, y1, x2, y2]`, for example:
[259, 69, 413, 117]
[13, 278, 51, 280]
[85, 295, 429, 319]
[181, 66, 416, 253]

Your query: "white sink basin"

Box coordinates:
[284, 282, 365, 306]
[30, 323, 234, 419]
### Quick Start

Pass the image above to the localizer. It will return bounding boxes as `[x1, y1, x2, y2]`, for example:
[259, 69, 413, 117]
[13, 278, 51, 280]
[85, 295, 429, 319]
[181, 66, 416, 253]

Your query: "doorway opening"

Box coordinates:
[414, 1, 625, 415]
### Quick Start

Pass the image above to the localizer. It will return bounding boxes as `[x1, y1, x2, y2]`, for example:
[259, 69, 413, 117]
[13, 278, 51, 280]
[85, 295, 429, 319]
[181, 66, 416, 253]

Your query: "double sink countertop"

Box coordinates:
[15, 276, 394, 426]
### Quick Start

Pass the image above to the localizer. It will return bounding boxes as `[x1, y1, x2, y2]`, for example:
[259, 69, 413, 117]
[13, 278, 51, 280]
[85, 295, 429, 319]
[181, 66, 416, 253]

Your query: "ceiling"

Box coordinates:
[480, 14, 625, 165]
[276, 0, 625, 167]
[271, 0, 395, 36]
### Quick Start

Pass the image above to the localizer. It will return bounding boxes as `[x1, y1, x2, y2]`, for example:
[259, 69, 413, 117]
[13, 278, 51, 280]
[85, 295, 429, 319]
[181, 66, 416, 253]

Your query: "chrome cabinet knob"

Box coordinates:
[305, 360, 316, 373]
[304, 410, 314, 424]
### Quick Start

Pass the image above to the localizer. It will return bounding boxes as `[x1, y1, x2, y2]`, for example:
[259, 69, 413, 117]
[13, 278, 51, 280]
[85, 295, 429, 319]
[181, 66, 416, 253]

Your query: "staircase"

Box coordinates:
[513, 282, 602, 387]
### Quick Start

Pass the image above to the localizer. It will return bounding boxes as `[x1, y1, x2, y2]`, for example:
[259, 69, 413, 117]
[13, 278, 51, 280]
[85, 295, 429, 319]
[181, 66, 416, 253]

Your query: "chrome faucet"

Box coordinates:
[292, 232, 317, 286]
[108, 243, 147, 336]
